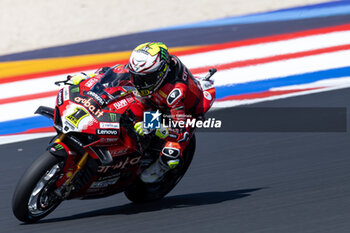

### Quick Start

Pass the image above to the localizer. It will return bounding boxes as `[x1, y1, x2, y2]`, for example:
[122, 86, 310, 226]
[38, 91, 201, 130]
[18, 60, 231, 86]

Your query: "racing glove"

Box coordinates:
[67, 72, 95, 85]
[134, 122, 169, 139]
[134, 122, 152, 136]
[155, 126, 169, 139]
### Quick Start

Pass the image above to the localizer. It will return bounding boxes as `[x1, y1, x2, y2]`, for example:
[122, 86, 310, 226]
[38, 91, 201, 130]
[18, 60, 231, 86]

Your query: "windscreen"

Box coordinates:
[89, 68, 136, 104]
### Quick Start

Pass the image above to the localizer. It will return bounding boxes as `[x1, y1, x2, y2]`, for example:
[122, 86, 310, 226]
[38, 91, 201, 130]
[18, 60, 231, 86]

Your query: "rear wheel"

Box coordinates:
[124, 135, 196, 203]
[12, 151, 64, 223]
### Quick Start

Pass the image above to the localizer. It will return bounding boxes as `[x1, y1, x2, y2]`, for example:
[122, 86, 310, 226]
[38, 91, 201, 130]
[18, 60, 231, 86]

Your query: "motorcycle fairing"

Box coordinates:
[48, 142, 72, 158]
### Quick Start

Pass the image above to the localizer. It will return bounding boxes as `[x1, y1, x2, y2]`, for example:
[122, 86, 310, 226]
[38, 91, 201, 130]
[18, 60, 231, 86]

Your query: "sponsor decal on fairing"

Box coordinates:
[74, 96, 103, 118]
[89, 177, 120, 188]
[110, 148, 129, 156]
[97, 156, 142, 173]
[113, 99, 128, 110]
[96, 129, 119, 135]
[100, 122, 120, 129]
[98, 138, 119, 144]
[109, 113, 118, 122]
[65, 107, 89, 128]
[57, 89, 63, 106]
[204, 91, 212, 101]
[125, 96, 135, 104]
[87, 91, 105, 106]
[85, 78, 98, 88]
[63, 86, 70, 101]
[61, 103, 95, 133]
[71, 87, 80, 93]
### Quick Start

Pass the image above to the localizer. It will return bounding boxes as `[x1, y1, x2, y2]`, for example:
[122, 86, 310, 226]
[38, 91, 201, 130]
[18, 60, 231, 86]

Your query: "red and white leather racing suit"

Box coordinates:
[141, 55, 205, 164]
[92, 55, 206, 165]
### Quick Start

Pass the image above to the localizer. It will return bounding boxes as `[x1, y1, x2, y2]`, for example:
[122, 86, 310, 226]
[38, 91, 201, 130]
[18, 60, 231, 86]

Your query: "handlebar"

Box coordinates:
[54, 79, 73, 86]
[204, 68, 217, 81]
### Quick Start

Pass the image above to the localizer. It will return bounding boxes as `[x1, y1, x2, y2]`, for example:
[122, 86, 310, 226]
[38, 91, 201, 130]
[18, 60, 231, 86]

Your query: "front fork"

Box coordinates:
[52, 134, 89, 198]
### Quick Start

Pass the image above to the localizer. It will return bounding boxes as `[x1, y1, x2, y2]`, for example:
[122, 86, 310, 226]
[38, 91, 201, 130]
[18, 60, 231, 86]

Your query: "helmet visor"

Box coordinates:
[131, 72, 158, 96]
[130, 62, 168, 96]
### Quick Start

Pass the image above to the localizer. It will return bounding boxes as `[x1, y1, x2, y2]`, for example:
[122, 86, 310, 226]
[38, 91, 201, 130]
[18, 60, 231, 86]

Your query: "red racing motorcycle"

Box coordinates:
[12, 68, 216, 223]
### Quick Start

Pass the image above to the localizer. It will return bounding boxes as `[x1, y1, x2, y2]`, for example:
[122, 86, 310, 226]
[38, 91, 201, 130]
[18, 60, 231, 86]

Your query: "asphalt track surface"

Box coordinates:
[1, 88, 350, 233]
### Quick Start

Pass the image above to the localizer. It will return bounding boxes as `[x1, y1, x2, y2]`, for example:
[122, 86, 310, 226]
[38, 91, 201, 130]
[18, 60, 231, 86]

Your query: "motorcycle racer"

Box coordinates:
[69, 42, 208, 183]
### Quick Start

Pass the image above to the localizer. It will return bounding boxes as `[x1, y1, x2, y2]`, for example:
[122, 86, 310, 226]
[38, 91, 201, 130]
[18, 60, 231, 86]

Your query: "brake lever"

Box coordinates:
[204, 68, 217, 81]
[55, 75, 75, 86]
[54, 80, 74, 86]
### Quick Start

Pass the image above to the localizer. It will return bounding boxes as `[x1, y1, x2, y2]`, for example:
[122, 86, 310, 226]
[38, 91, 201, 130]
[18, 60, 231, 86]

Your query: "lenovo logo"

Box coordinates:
[96, 129, 118, 135]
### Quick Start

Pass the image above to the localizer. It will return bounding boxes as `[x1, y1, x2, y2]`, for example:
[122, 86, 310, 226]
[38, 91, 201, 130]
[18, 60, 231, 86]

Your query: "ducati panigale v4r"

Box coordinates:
[12, 68, 217, 223]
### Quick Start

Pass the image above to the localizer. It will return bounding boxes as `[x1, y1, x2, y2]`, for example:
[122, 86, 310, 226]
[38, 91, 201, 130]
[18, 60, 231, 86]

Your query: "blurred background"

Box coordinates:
[0, 0, 330, 55]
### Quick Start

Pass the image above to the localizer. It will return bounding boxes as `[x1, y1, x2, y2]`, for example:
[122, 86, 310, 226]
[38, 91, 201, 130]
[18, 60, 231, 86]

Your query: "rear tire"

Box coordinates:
[12, 151, 64, 223]
[124, 135, 196, 203]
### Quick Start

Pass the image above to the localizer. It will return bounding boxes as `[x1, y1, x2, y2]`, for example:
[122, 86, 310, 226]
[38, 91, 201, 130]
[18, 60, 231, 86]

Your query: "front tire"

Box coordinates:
[124, 135, 196, 203]
[12, 151, 64, 223]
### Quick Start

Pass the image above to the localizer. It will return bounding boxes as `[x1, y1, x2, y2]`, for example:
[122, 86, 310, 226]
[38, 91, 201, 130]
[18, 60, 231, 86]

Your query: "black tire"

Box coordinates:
[12, 151, 64, 223]
[124, 134, 196, 203]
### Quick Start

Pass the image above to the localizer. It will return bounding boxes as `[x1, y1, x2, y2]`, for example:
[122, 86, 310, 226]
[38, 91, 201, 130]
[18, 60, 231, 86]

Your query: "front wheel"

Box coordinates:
[124, 135, 196, 203]
[12, 151, 64, 223]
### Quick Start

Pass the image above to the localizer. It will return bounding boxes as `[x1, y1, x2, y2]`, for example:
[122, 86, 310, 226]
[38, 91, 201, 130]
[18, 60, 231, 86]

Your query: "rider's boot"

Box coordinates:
[140, 142, 181, 183]
[140, 157, 179, 183]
